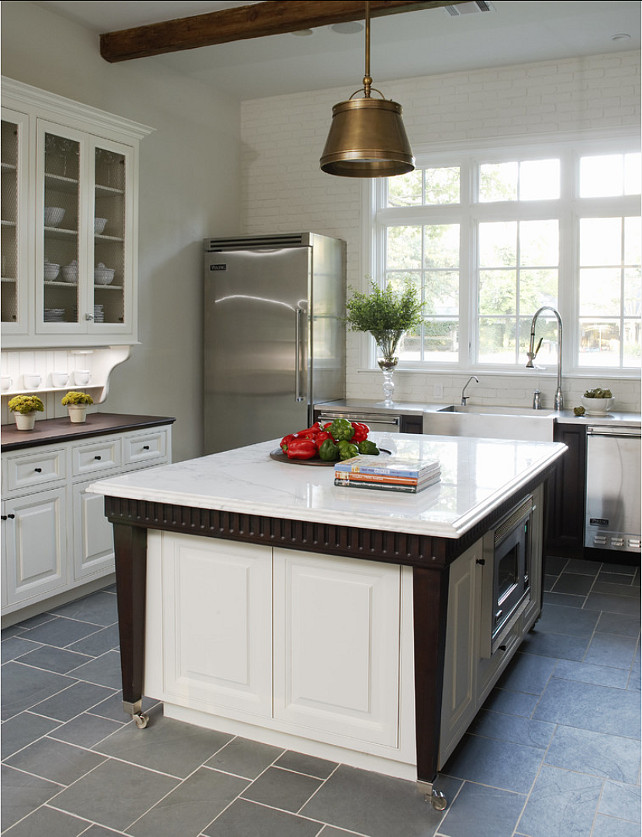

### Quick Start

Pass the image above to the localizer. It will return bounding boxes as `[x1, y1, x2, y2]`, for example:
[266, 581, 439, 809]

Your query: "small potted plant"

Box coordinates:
[345, 280, 424, 405]
[61, 390, 93, 423]
[8, 395, 44, 430]
[581, 387, 614, 416]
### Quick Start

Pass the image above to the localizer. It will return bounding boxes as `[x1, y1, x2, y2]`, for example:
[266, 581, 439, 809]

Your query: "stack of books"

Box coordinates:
[334, 455, 441, 494]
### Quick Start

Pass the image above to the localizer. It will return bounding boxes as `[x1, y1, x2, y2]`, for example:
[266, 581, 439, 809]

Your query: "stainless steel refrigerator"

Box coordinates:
[203, 233, 346, 454]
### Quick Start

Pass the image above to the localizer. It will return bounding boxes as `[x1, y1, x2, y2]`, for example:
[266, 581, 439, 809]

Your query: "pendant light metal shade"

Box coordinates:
[320, 1, 414, 178]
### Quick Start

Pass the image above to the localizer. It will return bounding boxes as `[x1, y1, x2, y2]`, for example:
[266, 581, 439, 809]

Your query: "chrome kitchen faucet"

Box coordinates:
[460, 375, 479, 405]
[526, 306, 563, 411]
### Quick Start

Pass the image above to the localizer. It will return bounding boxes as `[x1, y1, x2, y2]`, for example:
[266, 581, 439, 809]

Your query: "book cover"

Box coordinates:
[333, 474, 441, 493]
[334, 454, 440, 479]
[333, 469, 441, 487]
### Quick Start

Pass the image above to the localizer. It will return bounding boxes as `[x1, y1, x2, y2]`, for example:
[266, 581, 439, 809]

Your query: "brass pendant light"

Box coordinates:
[320, 1, 415, 178]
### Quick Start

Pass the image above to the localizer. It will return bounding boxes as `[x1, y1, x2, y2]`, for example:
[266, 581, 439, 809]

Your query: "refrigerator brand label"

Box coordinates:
[210, 264, 227, 271]
[590, 518, 609, 526]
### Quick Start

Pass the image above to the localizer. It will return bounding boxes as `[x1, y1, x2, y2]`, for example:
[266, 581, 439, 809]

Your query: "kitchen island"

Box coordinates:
[88, 433, 565, 808]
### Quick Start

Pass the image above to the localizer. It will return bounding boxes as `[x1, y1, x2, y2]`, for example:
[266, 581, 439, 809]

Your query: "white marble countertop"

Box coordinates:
[88, 433, 566, 539]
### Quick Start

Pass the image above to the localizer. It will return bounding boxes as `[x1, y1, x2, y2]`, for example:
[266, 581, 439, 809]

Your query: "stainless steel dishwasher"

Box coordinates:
[315, 410, 401, 434]
[585, 424, 641, 553]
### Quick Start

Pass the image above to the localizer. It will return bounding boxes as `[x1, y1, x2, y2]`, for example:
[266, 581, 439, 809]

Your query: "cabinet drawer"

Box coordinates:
[5, 449, 67, 493]
[123, 430, 168, 465]
[72, 438, 122, 476]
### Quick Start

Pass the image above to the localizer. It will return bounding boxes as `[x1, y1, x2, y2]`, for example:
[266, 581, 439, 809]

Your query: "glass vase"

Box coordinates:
[377, 355, 398, 407]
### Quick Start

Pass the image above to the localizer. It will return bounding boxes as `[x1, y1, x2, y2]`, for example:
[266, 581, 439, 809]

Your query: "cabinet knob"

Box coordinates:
[143, 445, 150, 450]
[475, 558, 485, 565]
[8, 513, 15, 519]
[498, 645, 507, 652]
[34, 467, 42, 473]
[94, 455, 102, 460]
[0, 514, 13, 521]
[1, 515, 6, 521]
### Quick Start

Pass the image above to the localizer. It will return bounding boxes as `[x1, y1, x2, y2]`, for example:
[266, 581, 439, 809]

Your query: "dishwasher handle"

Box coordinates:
[586, 425, 640, 439]
[316, 412, 401, 428]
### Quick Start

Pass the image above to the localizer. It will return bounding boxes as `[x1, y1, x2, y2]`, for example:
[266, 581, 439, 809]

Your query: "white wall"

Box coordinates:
[1, 1, 242, 462]
[241, 51, 641, 413]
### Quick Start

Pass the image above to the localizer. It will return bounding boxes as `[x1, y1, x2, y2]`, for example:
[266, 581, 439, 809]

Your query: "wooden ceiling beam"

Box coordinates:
[100, 0, 468, 63]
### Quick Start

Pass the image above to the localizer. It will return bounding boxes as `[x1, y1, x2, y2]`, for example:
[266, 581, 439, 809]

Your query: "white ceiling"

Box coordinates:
[31, 1, 641, 100]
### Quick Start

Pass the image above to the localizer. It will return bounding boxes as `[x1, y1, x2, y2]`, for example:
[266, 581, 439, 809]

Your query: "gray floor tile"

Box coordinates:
[442, 733, 543, 793]
[300, 764, 446, 837]
[241, 765, 322, 813]
[129, 766, 248, 837]
[2, 804, 90, 837]
[1, 764, 62, 831]
[67, 623, 120, 656]
[32, 681, 116, 721]
[67, 650, 122, 689]
[93, 706, 233, 778]
[584, 632, 639, 669]
[203, 798, 322, 837]
[275, 750, 338, 779]
[496, 651, 557, 695]
[437, 781, 525, 837]
[541, 591, 585, 608]
[596, 611, 641, 637]
[517, 764, 603, 837]
[520, 629, 590, 661]
[564, 558, 602, 576]
[551, 572, 595, 595]
[592, 580, 641, 598]
[49, 711, 124, 748]
[553, 659, 629, 689]
[545, 725, 641, 783]
[15, 645, 93, 674]
[532, 603, 599, 637]
[1, 661, 73, 720]
[205, 737, 284, 779]
[599, 780, 641, 823]
[51, 758, 179, 832]
[584, 592, 641, 617]
[50, 591, 118, 627]
[20, 616, 102, 648]
[5, 736, 106, 785]
[482, 687, 539, 718]
[1, 636, 43, 663]
[542, 555, 568, 575]
[591, 814, 642, 837]
[318, 828, 365, 837]
[534, 677, 641, 738]
[1, 710, 61, 759]
[78, 828, 129, 837]
[468, 709, 555, 749]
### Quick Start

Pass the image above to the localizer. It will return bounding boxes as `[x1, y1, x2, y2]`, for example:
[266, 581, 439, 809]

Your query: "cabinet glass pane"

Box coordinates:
[94, 146, 125, 325]
[43, 131, 80, 324]
[1, 119, 19, 324]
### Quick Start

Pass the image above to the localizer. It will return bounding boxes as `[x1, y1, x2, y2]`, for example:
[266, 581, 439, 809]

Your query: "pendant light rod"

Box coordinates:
[363, 1, 372, 97]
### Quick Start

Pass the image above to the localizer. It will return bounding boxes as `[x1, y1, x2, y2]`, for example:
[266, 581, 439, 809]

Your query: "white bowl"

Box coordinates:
[44, 262, 60, 281]
[94, 217, 108, 235]
[23, 374, 41, 388]
[94, 264, 115, 284]
[62, 263, 78, 283]
[44, 206, 65, 227]
[581, 396, 614, 415]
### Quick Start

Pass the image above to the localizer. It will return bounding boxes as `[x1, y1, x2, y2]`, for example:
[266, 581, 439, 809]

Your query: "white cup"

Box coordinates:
[74, 370, 91, 386]
[1, 376, 12, 391]
[51, 372, 69, 388]
[23, 373, 41, 389]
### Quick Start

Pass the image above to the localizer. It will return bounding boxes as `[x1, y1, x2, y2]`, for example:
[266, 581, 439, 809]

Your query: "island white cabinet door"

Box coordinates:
[3, 488, 67, 606]
[162, 534, 272, 720]
[273, 549, 401, 747]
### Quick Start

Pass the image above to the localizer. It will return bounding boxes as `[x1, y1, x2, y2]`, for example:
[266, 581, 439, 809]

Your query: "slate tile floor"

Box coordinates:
[1, 556, 640, 837]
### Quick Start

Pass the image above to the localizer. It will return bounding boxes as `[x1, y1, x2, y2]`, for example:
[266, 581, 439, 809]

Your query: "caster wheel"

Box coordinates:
[430, 789, 447, 811]
[134, 713, 149, 729]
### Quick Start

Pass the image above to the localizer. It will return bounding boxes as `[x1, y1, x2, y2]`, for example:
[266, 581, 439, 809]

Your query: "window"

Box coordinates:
[370, 140, 641, 374]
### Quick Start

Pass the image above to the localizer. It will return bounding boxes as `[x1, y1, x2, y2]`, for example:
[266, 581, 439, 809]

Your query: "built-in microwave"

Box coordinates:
[480, 494, 534, 658]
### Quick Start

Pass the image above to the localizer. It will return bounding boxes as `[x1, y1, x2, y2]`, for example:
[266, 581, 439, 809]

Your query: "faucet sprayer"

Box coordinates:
[526, 306, 563, 411]
[460, 375, 479, 406]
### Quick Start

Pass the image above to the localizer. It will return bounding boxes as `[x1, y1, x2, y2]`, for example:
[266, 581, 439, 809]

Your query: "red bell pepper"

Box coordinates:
[280, 433, 296, 453]
[350, 422, 370, 443]
[314, 430, 333, 448]
[286, 438, 317, 459]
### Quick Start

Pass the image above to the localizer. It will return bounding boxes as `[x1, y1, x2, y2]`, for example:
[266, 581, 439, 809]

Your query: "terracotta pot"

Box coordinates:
[14, 412, 36, 431]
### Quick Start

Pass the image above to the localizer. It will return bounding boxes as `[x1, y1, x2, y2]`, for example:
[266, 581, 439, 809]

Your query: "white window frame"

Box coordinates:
[363, 129, 641, 379]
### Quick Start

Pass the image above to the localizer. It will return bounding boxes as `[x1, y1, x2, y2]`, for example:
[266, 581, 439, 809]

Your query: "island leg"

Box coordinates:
[113, 522, 149, 728]
[413, 564, 449, 810]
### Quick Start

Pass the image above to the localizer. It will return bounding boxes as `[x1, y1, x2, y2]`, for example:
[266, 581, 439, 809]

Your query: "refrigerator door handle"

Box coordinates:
[295, 305, 306, 403]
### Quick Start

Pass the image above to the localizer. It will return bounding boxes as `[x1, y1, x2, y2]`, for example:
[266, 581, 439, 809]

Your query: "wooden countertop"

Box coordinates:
[1, 413, 175, 451]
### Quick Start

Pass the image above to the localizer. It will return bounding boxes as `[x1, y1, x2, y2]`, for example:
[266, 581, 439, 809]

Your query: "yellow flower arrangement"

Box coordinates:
[7, 395, 44, 414]
[61, 391, 94, 406]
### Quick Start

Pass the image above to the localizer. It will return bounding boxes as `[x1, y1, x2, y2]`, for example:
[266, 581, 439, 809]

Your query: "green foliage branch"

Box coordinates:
[345, 281, 424, 358]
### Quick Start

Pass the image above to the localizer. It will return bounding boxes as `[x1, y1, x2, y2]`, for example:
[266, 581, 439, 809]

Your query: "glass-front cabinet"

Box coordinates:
[1, 78, 151, 349]
[1, 108, 29, 336]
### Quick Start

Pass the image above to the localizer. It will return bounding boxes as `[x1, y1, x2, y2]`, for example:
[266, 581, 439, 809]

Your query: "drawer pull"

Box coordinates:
[143, 445, 150, 450]
[94, 455, 102, 461]
[1, 513, 16, 520]
[34, 467, 42, 473]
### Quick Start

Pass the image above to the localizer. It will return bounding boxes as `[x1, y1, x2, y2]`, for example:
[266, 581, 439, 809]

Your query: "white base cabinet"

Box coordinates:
[1, 421, 172, 622]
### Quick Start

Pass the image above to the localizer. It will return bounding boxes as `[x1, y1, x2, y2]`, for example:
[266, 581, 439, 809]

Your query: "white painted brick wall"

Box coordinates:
[241, 52, 641, 412]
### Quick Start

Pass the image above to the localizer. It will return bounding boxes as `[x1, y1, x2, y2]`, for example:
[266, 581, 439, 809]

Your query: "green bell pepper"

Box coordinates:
[329, 418, 355, 442]
[358, 439, 380, 456]
[319, 439, 340, 461]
